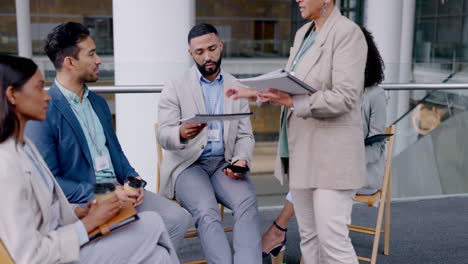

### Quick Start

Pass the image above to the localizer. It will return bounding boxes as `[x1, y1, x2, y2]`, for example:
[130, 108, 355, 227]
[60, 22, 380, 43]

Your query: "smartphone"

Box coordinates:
[223, 164, 249, 174]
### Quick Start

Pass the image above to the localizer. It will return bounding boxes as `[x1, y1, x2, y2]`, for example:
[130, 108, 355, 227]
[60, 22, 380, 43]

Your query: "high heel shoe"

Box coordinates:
[262, 221, 288, 258]
[271, 247, 286, 264]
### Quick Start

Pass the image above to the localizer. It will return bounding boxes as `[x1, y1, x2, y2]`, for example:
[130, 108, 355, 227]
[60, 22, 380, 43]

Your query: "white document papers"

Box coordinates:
[239, 69, 317, 95]
[179, 113, 253, 124]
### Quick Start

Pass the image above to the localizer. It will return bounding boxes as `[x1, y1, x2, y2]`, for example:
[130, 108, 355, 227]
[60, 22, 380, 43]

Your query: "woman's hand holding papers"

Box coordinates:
[180, 122, 207, 140]
[226, 86, 293, 108]
[225, 86, 258, 101]
[258, 88, 293, 108]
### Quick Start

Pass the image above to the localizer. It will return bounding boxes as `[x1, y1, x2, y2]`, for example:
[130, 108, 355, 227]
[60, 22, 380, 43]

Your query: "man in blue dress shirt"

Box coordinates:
[157, 23, 261, 264]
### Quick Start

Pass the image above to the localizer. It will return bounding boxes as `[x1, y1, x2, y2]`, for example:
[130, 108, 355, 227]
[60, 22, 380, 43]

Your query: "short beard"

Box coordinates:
[81, 74, 99, 84]
[195, 57, 222, 77]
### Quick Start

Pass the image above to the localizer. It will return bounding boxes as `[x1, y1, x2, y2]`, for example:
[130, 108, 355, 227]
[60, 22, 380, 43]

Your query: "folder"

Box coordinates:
[88, 201, 139, 242]
[239, 69, 317, 95]
[364, 133, 394, 146]
[179, 112, 253, 124]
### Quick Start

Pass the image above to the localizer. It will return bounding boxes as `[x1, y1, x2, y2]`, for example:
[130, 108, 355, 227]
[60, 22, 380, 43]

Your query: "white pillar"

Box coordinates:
[365, 0, 403, 125]
[400, 0, 416, 84]
[15, 0, 32, 58]
[395, 0, 416, 156]
[113, 0, 195, 192]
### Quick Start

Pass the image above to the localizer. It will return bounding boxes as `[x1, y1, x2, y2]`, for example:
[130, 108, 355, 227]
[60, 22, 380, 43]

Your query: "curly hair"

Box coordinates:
[360, 26, 385, 88]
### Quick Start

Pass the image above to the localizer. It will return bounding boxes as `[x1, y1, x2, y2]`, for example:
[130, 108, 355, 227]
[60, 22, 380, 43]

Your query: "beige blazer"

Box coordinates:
[158, 65, 255, 199]
[0, 137, 80, 264]
[275, 7, 367, 190]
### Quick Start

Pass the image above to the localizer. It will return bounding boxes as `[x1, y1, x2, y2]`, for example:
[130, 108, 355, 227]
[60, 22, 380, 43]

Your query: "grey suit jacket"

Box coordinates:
[360, 86, 387, 193]
[0, 137, 80, 264]
[275, 7, 367, 190]
[157, 65, 255, 199]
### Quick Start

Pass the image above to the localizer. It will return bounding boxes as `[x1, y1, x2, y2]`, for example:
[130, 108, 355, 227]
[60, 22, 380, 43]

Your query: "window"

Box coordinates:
[340, 0, 365, 25]
[414, 0, 468, 63]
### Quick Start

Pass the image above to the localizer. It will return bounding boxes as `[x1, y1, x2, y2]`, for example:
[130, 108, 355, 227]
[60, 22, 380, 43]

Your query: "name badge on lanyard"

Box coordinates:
[208, 128, 221, 142]
[94, 155, 110, 171]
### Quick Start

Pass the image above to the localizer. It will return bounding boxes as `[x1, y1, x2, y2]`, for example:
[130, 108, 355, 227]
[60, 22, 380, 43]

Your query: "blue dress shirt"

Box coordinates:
[196, 68, 225, 157]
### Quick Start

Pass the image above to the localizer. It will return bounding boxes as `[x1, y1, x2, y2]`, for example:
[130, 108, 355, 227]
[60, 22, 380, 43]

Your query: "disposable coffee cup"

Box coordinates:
[94, 183, 116, 204]
[124, 176, 143, 202]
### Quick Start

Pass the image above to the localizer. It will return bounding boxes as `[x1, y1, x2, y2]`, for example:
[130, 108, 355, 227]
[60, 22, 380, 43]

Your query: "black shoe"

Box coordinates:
[262, 221, 288, 258]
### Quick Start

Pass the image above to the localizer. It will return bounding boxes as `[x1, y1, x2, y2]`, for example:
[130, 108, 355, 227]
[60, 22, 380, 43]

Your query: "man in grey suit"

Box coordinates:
[157, 23, 261, 264]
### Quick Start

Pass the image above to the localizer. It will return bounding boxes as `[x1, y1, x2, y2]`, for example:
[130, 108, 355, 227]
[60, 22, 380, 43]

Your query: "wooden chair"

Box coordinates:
[154, 124, 233, 264]
[349, 125, 396, 264]
[0, 240, 14, 264]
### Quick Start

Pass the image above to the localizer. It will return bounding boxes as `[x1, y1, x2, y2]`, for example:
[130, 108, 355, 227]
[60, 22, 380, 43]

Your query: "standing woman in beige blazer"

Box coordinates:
[226, 0, 367, 263]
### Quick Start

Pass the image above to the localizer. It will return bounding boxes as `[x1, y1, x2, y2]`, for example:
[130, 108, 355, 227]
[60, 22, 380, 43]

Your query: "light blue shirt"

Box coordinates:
[56, 80, 116, 183]
[280, 30, 318, 158]
[23, 141, 89, 246]
[196, 68, 225, 157]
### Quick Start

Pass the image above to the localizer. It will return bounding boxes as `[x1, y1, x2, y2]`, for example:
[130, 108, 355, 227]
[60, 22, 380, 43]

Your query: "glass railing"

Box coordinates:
[46, 60, 468, 204]
[384, 85, 468, 199]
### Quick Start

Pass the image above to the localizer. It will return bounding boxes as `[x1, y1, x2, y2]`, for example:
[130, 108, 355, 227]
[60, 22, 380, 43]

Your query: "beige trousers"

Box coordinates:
[291, 188, 358, 264]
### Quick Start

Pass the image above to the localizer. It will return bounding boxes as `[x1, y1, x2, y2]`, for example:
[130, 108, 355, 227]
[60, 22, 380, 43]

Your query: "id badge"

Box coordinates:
[94, 155, 110, 171]
[208, 128, 221, 142]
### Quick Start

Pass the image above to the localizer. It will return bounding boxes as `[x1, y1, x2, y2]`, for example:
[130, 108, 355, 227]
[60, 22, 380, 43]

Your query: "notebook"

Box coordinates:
[364, 133, 394, 146]
[88, 201, 139, 242]
[179, 112, 253, 124]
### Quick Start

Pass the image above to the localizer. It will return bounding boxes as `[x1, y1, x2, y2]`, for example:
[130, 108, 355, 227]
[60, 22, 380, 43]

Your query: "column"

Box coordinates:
[15, 0, 32, 58]
[396, 0, 416, 156]
[113, 0, 195, 192]
[365, 0, 403, 125]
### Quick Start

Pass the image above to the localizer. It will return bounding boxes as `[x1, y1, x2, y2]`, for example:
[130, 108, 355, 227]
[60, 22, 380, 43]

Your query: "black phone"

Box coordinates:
[223, 164, 249, 174]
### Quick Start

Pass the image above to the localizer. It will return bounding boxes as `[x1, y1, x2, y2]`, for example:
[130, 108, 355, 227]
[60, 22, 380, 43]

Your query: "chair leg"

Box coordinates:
[219, 204, 225, 222]
[370, 198, 386, 264]
[384, 188, 391, 255]
[300, 256, 304, 264]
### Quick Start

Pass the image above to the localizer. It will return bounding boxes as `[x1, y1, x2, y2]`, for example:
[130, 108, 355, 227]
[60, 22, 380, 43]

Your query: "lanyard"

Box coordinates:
[70, 99, 104, 156]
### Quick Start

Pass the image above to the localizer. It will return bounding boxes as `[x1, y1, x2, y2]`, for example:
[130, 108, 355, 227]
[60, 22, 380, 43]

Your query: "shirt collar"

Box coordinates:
[195, 66, 223, 85]
[55, 79, 89, 104]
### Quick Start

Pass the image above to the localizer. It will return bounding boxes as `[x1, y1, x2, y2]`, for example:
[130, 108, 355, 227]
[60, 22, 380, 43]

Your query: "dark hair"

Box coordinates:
[44, 22, 90, 69]
[0, 55, 38, 143]
[187, 23, 218, 44]
[360, 26, 385, 88]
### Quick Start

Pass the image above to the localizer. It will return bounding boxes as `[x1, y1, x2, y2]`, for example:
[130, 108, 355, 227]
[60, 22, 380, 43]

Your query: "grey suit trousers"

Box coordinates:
[136, 190, 192, 250]
[77, 212, 179, 264]
[174, 156, 261, 264]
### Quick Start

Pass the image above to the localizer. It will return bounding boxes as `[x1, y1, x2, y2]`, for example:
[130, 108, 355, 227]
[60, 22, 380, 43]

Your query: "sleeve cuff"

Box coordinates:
[170, 125, 188, 149]
[74, 220, 90, 246]
[292, 95, 312, 118]
[69, 203, 80, 211]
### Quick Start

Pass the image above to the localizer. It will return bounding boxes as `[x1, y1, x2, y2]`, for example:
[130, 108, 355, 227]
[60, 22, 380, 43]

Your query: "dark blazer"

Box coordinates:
[25, 83, 138, 204]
